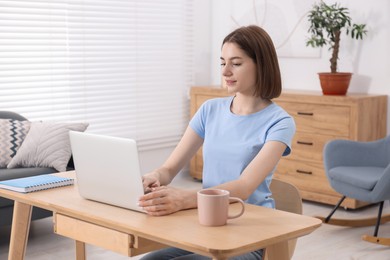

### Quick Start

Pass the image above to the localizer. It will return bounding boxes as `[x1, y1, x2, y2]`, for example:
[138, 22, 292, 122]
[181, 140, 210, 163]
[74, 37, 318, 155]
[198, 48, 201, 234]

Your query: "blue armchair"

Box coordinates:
[321, 137, 390, 246]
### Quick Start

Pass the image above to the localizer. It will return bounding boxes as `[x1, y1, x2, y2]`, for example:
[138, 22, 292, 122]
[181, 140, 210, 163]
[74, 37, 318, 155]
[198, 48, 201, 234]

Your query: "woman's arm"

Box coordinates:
[139, 139, 287, 216]
[212, 140, 286, 199]
[139, 126, 203, 213]
[144, 126, 203, 186]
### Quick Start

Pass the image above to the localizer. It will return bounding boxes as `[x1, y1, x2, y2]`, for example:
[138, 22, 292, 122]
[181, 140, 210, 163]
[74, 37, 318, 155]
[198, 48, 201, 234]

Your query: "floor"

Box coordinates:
[0, 172, 389, 260]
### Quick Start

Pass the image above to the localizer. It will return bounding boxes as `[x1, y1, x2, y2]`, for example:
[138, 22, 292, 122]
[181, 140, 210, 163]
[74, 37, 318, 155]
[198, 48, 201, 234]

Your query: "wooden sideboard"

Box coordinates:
[189, 86, 388, 209]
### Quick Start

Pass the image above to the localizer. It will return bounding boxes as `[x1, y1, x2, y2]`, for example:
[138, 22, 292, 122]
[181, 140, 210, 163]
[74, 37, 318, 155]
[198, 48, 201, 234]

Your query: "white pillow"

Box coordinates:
[7, 122, 88, 172]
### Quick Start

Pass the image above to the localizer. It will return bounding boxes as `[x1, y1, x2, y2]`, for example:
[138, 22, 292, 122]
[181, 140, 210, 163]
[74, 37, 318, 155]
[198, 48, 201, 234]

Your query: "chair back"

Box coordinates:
[265, 179, 302, 260]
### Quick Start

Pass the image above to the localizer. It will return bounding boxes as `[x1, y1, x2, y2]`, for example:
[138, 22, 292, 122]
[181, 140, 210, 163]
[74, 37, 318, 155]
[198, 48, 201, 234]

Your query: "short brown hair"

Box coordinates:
[222, 25, 282, 99]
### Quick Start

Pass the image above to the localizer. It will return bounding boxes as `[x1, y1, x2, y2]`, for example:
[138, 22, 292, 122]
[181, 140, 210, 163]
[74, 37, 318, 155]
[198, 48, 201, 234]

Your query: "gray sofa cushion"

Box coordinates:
[0, 167, 58, 181]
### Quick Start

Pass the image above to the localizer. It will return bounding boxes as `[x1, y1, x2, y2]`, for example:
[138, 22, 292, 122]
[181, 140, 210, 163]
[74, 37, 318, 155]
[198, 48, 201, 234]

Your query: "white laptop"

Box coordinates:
[69, 131, 145, 212]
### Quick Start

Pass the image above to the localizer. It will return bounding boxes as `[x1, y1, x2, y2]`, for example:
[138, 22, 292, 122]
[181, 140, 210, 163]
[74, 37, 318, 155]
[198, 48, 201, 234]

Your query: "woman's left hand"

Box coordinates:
[138, 186, 196, 216]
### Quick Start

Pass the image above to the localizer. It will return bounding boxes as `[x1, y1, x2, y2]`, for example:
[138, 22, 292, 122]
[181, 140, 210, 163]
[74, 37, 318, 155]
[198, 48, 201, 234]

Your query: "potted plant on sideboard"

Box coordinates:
[306, 1, 367, 95]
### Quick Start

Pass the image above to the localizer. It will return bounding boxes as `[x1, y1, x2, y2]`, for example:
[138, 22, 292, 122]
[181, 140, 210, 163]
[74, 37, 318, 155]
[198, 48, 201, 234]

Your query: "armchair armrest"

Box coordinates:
[371, 165, 390, 201]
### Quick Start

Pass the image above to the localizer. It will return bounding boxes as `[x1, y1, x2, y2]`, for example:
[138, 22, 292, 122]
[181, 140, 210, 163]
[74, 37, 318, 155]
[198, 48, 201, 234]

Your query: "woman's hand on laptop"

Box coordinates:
[142, 173, 161, 194]
[138, 187, 197, 216]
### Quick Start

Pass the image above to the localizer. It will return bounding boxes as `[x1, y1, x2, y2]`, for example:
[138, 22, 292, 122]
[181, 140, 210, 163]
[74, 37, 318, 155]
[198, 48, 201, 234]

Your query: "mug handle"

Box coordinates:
[227, 197, 245, 219]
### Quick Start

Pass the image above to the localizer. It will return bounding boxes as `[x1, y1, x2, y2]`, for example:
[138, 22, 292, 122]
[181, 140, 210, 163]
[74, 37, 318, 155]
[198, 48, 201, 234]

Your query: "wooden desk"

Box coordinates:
[0, 172, 321, 260]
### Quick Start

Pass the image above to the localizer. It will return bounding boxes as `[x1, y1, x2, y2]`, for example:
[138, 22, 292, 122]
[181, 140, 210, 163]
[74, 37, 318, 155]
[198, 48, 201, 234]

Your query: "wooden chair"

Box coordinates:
[264, 179, 303, 260]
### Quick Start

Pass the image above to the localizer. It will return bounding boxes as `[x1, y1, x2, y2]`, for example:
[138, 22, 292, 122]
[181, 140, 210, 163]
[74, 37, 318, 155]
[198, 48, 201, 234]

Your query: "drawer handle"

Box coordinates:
[297, 112, 313, 116]
[296, 169, 313, 175]
[297, 141, 313, 146]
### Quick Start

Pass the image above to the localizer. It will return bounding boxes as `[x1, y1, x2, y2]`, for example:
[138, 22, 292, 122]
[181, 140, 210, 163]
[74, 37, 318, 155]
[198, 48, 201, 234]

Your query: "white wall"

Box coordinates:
[207, 0, 390, 133]
[140, 0, 212, 173]
[192, 0, 212, 86]
[142, 0, 390, 171]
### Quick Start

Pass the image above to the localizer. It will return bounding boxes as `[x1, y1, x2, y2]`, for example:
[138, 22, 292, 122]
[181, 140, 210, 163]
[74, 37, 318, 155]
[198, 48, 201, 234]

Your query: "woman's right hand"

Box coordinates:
[142, 172, 161, 194]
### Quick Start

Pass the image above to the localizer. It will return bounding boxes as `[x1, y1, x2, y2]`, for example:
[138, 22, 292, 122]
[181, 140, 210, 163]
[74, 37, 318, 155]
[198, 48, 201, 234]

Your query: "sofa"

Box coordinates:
[0, 111, 76, 227]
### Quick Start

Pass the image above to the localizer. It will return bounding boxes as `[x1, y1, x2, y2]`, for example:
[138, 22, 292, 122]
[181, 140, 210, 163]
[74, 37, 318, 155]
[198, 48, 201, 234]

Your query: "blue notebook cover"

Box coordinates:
[0, 174, 74, 193]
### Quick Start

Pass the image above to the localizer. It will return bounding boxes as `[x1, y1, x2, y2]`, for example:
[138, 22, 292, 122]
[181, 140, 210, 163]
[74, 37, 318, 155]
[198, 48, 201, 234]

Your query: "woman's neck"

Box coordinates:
[230, 93, 271, 115]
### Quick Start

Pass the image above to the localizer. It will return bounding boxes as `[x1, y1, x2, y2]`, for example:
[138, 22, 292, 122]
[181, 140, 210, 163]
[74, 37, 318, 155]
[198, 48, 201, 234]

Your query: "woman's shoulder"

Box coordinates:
[269, 102, 290, 116]
[265, 103, 295, 126]
[201, 96, 232, 109]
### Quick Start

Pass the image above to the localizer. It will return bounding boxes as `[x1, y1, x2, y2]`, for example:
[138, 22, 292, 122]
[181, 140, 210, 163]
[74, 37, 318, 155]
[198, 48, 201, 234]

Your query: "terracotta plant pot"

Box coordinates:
[318, 72, 352, 95]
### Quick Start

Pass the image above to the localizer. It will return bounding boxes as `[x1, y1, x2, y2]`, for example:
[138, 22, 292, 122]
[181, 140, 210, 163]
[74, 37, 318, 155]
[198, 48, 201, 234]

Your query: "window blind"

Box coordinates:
[0, 0, 193, 150]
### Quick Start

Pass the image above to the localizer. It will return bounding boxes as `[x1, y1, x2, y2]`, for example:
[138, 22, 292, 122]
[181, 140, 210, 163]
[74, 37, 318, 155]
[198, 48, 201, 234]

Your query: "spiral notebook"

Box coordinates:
[0, 174, 74, 193]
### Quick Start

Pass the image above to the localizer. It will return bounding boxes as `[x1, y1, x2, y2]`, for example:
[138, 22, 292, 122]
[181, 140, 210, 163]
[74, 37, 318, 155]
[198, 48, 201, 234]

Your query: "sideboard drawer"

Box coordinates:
[275, 159, 338, 196]
[289, 132, 344, 162]
[277, 101, 350, 136]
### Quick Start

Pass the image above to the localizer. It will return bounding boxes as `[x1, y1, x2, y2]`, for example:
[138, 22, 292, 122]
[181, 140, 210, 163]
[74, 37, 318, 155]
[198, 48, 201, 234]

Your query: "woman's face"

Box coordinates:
[220, 42, 257, 95]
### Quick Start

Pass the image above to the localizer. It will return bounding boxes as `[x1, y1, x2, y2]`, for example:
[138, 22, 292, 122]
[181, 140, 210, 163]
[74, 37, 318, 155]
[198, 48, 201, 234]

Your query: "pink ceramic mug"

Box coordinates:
[197, 189, 245, 226]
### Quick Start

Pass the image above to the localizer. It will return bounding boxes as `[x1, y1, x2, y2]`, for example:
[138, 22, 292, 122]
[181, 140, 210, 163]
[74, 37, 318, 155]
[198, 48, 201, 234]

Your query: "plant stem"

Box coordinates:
[330, 30, 341, 73]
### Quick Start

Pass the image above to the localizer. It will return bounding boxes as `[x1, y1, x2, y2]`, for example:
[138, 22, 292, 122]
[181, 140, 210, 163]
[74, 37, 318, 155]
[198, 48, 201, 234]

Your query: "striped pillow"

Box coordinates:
[0, 119, 31, 168]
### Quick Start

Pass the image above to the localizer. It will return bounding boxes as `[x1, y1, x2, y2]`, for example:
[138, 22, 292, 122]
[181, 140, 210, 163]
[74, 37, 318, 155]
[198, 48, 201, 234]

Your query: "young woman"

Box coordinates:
[138, 25, 296, 260]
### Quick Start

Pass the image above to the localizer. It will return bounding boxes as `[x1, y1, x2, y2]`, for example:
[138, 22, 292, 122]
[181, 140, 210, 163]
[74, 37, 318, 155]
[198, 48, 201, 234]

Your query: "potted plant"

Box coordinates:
[306, 1, 367, 95]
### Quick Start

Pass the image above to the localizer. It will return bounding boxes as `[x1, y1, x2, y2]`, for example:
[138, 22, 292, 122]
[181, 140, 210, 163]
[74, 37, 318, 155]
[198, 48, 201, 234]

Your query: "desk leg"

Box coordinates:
[8, 201, 32, 260]
[75, 240, 86, 260]
[266, 241, 289, 260]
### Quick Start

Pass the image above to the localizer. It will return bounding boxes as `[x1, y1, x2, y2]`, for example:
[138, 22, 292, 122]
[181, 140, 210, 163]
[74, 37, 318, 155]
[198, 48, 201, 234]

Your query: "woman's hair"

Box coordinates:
[222, 25, 282, 99]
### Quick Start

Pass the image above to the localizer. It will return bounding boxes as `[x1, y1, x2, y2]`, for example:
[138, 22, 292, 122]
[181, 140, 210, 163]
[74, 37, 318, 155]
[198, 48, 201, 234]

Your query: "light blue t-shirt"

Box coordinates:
[189, 96, 296, 208]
